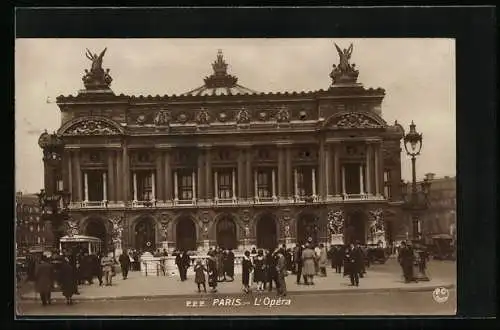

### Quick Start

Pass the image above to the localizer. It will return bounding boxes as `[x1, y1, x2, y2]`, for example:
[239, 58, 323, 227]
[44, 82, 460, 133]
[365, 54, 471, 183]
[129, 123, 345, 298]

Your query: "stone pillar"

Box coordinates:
[214, 171, 219, 201]
[325, 145, 331, 198]
[294, 168, 298, 198]
[205, 148, 212, 200]
[254, 169, 258, 199]
[271, 169, 276, 199]
[245, 149, 252, 199]
[116, 150, 122, 201]
[103, 172, 107, 201]
[197, 151, 204, 200]
[286, 146, 293, 199]
[278, 146, 285, 199]
[365, 143, 372, 195]
[107, 152, 114, 202]
[155, 152, 163, 201]
[312, 168, 316, 197]
[237, 149, 245, 199]
[67, 151, 73, 201]
[374, 144, 380, 195]
[174, 171, 179, 202]
[133, 172, 138, 201]
[75, 151, 82, 201]
[122, 144, 130, 202]
[164, 150, 172, 201]
[341, 166, 346, 195]
[359, 164, 364, 195]
[333, 143, 340, 196]
[192, 171, 196, 202]
[151, 172, 156, 201]
[318, 140, 325, 199]
[232, 169, 236, 201]
[84, 172, 89, 201]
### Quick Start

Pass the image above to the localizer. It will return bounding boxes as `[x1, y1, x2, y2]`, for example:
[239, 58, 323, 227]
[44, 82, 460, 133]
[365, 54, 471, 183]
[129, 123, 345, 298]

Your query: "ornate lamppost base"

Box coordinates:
[413, 266, 430, 281]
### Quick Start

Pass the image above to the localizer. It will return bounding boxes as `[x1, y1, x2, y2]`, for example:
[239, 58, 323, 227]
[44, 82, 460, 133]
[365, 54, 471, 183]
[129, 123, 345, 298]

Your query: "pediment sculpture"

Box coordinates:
[66, 220, 80, 237]
[196, 110, 210, 125]
[330, 113, 383, 129]
[64, 119, 121, 135]
[82, 48, 113, 90]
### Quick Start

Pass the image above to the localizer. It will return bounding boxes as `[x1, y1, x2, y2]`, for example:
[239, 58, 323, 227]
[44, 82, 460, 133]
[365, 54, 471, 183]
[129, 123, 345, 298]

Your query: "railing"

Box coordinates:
[69, 194, 386, 209]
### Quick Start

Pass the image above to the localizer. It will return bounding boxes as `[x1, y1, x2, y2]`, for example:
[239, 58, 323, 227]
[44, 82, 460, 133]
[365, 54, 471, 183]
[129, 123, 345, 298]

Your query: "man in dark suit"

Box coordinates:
[348, 241, 363, 287]
[35, 256, 54, 306]
[294, 244, 303, 284]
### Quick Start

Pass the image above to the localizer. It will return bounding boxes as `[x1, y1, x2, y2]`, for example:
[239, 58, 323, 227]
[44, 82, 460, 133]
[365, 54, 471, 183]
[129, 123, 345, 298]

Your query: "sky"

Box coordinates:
[15, 38, 456, 194]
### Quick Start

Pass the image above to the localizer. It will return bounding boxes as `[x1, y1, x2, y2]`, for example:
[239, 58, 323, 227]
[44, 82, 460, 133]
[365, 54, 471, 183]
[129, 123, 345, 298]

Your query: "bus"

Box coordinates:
[59, 235, 102, 255]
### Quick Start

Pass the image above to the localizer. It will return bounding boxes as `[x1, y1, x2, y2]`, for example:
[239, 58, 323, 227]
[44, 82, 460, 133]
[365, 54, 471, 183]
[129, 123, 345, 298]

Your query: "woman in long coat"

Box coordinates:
[253, 250, 266, 291]
[59, 257, 76, 305]
[34, 256, 54, 306]
[301, 244, 317, 285]
[206, 252, 218, 292]
[318, 244, 328, 277]
[241, 251, 253, 293]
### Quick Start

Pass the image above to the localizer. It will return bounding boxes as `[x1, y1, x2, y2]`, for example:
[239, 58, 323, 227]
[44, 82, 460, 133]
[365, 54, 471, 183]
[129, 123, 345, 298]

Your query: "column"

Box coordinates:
[271, 169, 276, 199]
[278, 146, 285, 198]
[237, 149, 245, 199]
[253, 170, 258, 200]
[365, 143, 372, 195]
[294, 168, 298, 198]
[133, 172, 138, 201]
[286, 146, 292, 199]
[214, 171, 219, 200]
[374, 144, 380, 195]
[205, 148, 212, 200]
[164, 151, 172, 201]
[245, 149, 252, 199]
[122, 144, 130, 202]
[341, 166, 346, 195]
[318, 140, 325, 199]
[312, 168, 316, 197]
[75, 151, 82, 201]
[68, 151, 73, 201]
[155, 152, 163, 201]
[197, 151, 204, 200]
[232, 169, 236, 201]
[192, 171, 196, 202]
[151, 172, 156, 200]
[116, 150, 122, 201]
[103, 173, 107, 201]
[84, 172, 89, 201]
[325, 145, 330, 197]
[173, 171, 179, 201]
[107, 152, 115, 202]
[359, 165, 364, 194]
[334, 143, 341, 195]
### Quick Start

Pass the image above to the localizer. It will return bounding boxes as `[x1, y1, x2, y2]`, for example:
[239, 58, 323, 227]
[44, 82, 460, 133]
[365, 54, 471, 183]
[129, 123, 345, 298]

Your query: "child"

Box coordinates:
[194, 260, 207, 293]
[242, 250, 253, 294]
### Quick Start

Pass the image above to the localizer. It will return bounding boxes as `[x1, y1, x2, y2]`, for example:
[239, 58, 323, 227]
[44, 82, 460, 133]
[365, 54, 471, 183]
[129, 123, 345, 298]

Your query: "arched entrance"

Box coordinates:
[176, 217, 197, 251]
[85, 217, 108, 252]
[256, 214, 277, 250]
[134, 216, 156, 252]
[345, 210, 367, 245]
[297, 214, 319, 246]
[216, 215, 237, 250]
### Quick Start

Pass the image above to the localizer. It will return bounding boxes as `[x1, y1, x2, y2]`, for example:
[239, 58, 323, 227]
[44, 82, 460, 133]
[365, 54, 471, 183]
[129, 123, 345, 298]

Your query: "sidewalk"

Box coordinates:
[19, 260, 456, 302]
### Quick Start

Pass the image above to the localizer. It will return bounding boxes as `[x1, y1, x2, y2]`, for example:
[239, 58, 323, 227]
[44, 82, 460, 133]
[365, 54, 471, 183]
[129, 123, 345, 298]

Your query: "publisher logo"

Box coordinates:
[432, 287, 449, 303]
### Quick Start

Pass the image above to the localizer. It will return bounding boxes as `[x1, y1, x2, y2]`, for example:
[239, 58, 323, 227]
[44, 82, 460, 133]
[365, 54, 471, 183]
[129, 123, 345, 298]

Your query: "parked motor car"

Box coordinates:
[428, 234, 455, 260]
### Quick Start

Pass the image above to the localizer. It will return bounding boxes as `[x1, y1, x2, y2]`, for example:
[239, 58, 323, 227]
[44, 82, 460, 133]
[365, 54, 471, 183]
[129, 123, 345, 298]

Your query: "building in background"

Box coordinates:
[38, 44, 407, 253]
[15, 192, 51, 251]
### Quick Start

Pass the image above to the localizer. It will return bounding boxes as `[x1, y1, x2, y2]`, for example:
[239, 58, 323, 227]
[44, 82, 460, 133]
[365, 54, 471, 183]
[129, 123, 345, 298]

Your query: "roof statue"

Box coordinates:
[82, 47, 113, 91]
[182, 49, 257, 96]
[330, 42, 360, 86]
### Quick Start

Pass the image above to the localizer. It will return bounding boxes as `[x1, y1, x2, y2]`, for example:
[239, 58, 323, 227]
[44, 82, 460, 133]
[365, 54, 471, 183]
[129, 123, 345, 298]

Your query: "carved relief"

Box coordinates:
[136, 114, 147, 125]
[327, 210, 344, 235]
[196, 109, 210, 125]
[109, 215, 124, 243]
[236, 108, 250, 124]
[369, 209, 384, 234]
[331, 113, 383, 129]
[276, 107, 290, 123]
[177, 113, 188, 124]
[258, 111, 267, 121]
[154, 110, 171, 126]
[66, 219, 80, 237]
[64, 119, 121, 135]
[218, 112, 228, 122]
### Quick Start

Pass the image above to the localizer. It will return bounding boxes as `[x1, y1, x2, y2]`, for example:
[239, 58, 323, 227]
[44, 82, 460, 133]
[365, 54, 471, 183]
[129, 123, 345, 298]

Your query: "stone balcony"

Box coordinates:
[68, 193, 386, 210]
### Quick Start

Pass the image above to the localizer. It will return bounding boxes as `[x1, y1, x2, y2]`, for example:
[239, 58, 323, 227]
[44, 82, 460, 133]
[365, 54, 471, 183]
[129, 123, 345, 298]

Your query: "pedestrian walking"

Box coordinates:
[253, 250, 266, 291]
[294, 244, 303, 284]
[265, 249, 279, 292]
[59, 256, 76, 305]
[225, 249, 235, 281]
[194, 260, 207, 293]
[119, 250, 131, 280]
[347, 242, 363, 287]
[318, 244, 328, 277]
[207, 251, 218, 292]
[34, 256, 54, 306]
[176, 250, 190, 281]
[398, 241, 416, 283]
[301, 243, 316, 285]
[242, 251, 253, 294]
[276, 249, 287, 297]
[101, 254, 114, 286]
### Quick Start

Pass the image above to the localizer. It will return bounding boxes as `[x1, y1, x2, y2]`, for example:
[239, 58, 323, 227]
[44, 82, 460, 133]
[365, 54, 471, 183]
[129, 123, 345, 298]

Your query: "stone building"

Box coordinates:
[39, 44, 406, 253]
[15, 192, 50, 249]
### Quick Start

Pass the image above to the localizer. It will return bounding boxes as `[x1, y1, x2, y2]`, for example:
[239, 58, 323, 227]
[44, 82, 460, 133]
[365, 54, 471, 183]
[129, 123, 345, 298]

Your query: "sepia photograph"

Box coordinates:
[15, 38, 456, 316]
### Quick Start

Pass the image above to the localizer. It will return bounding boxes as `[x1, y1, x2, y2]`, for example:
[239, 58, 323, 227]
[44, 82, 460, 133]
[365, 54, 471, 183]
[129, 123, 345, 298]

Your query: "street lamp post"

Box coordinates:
[36, 188, 71, 251]
[402, 121, 432, 281]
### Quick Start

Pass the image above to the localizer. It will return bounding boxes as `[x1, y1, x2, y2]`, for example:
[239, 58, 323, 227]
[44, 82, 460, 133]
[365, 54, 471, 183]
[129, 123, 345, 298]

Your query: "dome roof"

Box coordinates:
[182, 50, 258, 96]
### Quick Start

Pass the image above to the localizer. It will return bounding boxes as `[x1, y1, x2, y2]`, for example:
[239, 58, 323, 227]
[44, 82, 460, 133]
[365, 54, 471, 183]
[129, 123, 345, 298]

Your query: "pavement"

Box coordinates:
[18, 258, 456, 302]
